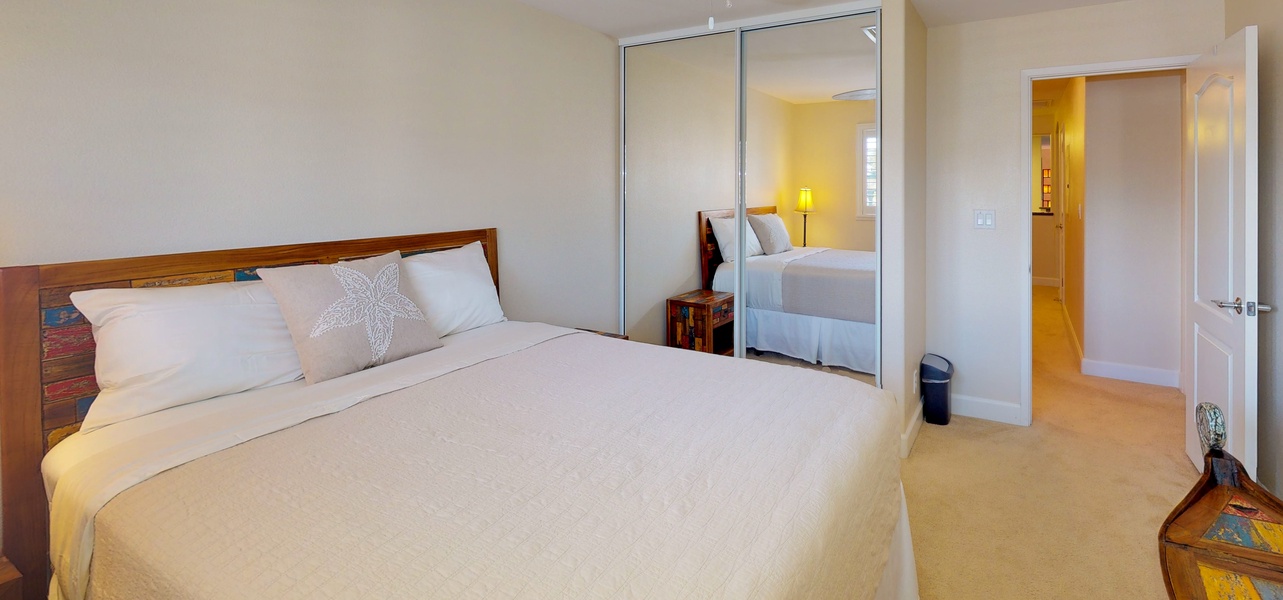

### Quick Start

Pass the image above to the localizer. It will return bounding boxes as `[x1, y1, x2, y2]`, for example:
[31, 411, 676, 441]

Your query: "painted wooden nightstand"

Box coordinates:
[666, 290, 733, 356]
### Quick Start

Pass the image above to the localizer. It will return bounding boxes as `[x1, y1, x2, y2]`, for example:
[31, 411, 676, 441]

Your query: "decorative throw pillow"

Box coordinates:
[748, 213, 794, 255]
[257, 251, 442, 384]
[71, 281, 303, 433]
[401, 241, 506, 337]
[709, 216, 765, 262]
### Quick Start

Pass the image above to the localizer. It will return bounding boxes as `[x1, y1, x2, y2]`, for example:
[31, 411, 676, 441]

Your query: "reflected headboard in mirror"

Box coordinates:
[0, 228, 497, 600]
[698, 206, 777, 290]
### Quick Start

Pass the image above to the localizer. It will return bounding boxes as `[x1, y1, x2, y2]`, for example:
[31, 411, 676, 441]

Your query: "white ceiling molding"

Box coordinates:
[630, 12, 877, 104]
[514, 0, 876, 41]
[516, 0, 1135, 40]
[617, 0, 879, 47]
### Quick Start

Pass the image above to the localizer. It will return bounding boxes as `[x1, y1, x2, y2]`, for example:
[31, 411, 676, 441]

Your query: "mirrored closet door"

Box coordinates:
[621, 11, 880, 384]
[623, 33, 737, 352]
[738, 14, 881, 383]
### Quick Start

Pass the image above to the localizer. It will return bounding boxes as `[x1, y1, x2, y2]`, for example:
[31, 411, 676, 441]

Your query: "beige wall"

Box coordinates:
[1083, 74, 1183, 381]
[749, 92, 796, 222]
[1031, 136, 1059, 284]
[1030, 137, 1045, 213]
[1225, 0, 1283, 493]
[1031, 216, 1059, 283]
[0, 0, 619, 328]
[1062, 77, 1088, 359]
[925, 0, 1224, 417]
[882, 0, 929, 451]
[623, 37, 736, 345]
[623, 37, 791, 344]
[0, 0, 618, 549]
[785, 101, 877, 251]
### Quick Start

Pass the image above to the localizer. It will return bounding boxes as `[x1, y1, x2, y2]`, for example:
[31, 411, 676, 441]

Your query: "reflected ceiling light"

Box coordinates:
[833, 89, 877, 101]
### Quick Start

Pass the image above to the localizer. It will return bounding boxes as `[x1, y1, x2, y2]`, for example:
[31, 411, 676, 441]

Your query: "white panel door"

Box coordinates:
[1185, 27, 1259, 475]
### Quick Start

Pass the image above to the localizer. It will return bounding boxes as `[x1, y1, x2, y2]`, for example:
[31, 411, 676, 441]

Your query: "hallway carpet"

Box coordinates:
[901, 286, 1198, 598]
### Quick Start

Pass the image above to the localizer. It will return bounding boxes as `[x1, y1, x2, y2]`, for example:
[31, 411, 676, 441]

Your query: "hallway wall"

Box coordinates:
[1060, 78, 1087, 359]
[1082, 73, 1183, 386]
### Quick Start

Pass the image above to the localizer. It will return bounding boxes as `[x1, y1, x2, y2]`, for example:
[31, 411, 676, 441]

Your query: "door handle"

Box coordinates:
[1248, 302, 1273, 316]
[1214, 298, 1244, 314]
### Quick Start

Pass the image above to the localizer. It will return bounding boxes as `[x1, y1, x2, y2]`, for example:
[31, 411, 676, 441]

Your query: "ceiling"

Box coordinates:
[744, 16, 878, 103]
[514, 0, 1133, 39]
[910, 0, 1129, 28]
[1032, 78, 1070, 103]
[635, 14, 877, 104]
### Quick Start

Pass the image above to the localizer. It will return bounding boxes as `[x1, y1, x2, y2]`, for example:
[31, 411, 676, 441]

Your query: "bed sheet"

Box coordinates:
[712, 247, 876, 323]
[47, 323, 906, 600]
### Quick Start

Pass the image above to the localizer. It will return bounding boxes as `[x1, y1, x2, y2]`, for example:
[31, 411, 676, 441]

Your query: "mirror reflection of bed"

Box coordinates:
[736, 15, 879, 382]
[621, 13, 879, 386]
[701, 206, 877, 382]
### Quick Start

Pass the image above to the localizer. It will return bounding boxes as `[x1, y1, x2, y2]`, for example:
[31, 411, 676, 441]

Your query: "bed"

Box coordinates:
[0, 229, 916, 600]
[699, 208, 878, 374]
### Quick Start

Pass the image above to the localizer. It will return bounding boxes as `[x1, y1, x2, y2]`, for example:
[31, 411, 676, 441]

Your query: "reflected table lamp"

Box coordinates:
[797, 187, 816, 246]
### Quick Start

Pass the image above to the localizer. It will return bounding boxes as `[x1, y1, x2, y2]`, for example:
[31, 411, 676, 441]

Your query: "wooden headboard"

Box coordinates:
[697, 206, 777, 290]
[0, 228, 497, 600]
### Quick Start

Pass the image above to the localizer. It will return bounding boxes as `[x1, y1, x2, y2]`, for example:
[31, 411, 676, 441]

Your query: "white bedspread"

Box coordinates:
[713, 248, 877, 323]
[45, 321, 903, 600]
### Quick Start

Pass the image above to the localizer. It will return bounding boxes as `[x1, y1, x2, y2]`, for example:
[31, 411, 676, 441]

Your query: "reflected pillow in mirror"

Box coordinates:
[748, 213, 794, 255]
[709, 217, 764, 262]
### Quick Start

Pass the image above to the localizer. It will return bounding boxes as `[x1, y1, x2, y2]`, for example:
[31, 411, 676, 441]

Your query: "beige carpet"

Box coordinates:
[901, 286, 1198, 599]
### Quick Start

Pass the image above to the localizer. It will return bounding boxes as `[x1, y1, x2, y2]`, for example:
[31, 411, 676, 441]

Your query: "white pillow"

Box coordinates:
[401, 241, 506, 337]
[748, 213, 794, 255]
[709, 217, 765, 262]
[71, 281, 303, 434]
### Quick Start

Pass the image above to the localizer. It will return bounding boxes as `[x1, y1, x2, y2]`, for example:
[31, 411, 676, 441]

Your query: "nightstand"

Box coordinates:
[666, 290, 734, 355]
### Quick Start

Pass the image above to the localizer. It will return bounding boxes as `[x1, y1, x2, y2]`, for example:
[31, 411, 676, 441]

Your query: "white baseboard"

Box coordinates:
[952, 394, 1025, 426]
[1061, 303, 1084, 362]
[1033, 277, 1060, 288]
[1081, 359, 1179, 387]
[901, 400, 923, 458]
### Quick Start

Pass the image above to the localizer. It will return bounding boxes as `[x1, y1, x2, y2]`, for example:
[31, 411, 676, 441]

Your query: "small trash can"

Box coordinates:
[921, 354, 954, 425]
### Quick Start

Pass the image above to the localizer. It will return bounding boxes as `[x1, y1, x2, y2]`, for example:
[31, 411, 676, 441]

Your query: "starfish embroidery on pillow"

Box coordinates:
[310, 262, 426, 361]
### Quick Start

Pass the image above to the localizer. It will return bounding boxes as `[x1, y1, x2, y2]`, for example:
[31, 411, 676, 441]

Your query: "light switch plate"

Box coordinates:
[974, 209, 996, 229]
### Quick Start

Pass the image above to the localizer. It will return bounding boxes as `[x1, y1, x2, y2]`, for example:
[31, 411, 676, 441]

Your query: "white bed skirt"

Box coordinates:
[876, 486, 921, 600]
[743, 307, 877, 374]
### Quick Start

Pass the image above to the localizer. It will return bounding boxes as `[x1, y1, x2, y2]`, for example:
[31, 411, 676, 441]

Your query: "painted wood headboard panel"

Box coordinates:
[0, 228, 497, 600]
[697, 206, 777, 290]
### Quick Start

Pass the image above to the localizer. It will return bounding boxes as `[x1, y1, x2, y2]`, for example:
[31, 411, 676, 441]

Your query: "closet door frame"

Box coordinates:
[619, 7, 883, 385]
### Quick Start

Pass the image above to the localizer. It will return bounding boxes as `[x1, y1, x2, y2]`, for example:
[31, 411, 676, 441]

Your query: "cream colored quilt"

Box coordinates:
[713, 248, 878, 323]
[49, 323, 902, 599]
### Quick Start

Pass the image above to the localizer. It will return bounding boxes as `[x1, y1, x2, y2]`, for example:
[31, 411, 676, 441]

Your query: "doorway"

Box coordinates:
[1017, 55, 1195, 429]
[1026, 69, 1190, 468]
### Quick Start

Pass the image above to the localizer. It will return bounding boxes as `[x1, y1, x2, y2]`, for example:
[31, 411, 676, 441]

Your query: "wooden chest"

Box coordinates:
[1161, 415, 1283, 598]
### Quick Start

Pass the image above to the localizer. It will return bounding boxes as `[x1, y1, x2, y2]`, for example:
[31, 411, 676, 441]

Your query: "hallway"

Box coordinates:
[902, 286, 1198, 598]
